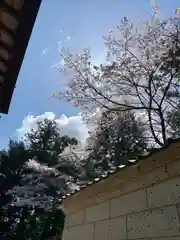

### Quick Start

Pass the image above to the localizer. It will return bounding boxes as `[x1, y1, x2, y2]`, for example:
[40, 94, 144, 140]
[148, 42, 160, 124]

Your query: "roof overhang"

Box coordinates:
[0, 0, 42, 114]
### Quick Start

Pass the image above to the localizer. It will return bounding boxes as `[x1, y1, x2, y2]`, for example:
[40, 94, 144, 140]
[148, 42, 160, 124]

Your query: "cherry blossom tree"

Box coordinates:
[15, 119, 82, 209]
[53, 14, 180, 147]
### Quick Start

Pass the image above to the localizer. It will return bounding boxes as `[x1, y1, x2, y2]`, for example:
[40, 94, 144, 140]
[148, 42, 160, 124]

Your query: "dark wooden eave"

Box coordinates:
[0, 0, 42, 114]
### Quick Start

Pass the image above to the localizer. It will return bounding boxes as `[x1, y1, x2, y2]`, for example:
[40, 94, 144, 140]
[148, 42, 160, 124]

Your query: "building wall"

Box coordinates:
[62, 142, 180, 240]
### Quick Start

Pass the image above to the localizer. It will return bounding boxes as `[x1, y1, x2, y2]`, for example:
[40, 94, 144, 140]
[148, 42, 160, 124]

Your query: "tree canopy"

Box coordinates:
[86, 111, 148, 173]
[53, 15, 180, 147]
[0, 119, 83, 239]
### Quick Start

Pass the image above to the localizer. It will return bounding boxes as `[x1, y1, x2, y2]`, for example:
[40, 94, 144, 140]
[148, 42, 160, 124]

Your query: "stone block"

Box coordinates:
[65, 209, 85, 227]
[86, 200, 110, 223]
[110, 188, 147, 217]
[115, 166, 169, 197]
[94, 216, 126, 240]
[167, 159, 180, 177]
[127, 205, 180, 239]
[62, 229, 70, 239]
[147, 177, 180, 208]
[66, 224, 94, 240]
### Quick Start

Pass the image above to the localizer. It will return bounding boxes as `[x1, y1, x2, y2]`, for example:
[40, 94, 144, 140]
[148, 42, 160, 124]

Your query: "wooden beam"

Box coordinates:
[0, 1, 21, 22]
[0, 56, 8, 66]
[0, 41, 11, 52]
[0, 22, 16, 40]
[0, 71, 5, 77]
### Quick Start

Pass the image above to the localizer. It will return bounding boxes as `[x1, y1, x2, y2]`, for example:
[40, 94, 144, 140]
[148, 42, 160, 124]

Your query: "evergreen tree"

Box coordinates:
[86, 111, 147, 173]
[0, 141, 30, 239]
[0, 118, 81, 239]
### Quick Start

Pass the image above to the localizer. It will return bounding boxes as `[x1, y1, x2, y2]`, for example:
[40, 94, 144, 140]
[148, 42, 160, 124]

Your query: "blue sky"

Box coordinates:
[0, 0, 179, 149]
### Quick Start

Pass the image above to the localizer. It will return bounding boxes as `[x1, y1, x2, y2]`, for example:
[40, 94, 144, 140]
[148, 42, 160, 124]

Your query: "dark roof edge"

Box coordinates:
[2, 0, 42, 114]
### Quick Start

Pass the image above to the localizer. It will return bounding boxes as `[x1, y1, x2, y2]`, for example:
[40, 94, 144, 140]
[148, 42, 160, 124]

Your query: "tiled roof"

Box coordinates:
[60, 138, 180, 201]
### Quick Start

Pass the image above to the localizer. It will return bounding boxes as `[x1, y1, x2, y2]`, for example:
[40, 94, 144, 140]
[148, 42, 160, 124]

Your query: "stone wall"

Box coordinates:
[62, 141, 180, 240]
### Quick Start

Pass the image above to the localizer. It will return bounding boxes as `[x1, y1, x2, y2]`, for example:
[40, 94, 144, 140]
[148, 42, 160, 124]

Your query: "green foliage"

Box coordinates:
[26, 118, 78, 166]
[25, 207, 65, 240]
[23, 119, 82, 200]
[0, 119, 80, 239]
[86, 111, 147, 173]
[0, 141, 31, 239]
[82, 160, 100, 181]
[167, 106, 180, 138]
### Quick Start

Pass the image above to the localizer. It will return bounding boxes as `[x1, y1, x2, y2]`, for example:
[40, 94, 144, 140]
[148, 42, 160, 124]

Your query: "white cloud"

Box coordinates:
[16, 112, 89, 144]
[66, 36, 71, 41]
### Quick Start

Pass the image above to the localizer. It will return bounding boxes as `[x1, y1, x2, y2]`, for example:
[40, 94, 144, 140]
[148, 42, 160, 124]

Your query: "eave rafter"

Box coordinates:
[0, 0, 42, 114]
[0, 1, 20, 22]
